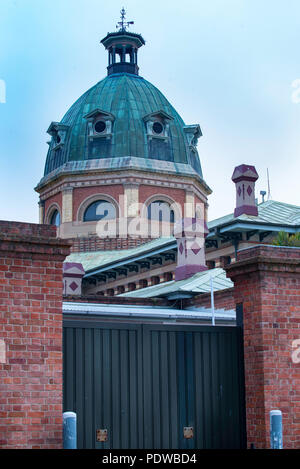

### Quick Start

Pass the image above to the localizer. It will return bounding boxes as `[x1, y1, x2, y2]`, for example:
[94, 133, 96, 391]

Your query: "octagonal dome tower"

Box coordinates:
[35, 11, 211, 249]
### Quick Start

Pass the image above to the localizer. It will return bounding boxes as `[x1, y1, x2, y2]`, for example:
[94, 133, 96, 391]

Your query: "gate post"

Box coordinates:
[225, 245, 300, 449]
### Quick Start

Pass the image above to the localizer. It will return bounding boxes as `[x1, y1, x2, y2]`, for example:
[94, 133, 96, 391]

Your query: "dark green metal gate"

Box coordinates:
[63, 320, 246, 449]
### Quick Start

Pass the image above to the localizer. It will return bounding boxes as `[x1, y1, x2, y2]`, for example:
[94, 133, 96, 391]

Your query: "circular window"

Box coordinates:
[94, 120, 106, 134]
[152, 121, 164, 134]
[56, 134, 61, 144]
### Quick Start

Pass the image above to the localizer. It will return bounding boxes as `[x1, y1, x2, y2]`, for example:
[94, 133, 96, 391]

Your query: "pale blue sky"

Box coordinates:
[0, 0, 300, 223]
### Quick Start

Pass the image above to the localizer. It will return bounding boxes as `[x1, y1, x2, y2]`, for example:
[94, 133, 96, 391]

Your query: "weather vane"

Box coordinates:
[116, 7, 134, 32]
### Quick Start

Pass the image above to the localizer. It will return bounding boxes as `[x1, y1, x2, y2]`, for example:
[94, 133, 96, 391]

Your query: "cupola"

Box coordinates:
[101, 8, 145, 76]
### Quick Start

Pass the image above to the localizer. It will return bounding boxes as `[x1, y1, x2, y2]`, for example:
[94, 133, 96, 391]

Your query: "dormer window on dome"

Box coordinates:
[143, 110, 174, 162]
[183, 124, 202, 148]
[47, 122, 69, 149]
[84, 109, 115, 160]
[101, 9, 145, 76]
[84, 109, 115, 140]
[143, 110, 173, 141]
[183, 125, 203, 175]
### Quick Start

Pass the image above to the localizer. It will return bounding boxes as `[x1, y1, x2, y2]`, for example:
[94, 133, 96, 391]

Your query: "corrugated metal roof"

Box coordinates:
[63, 301, 235, 321]
[120, 267, 233, 298]
[64, 200, 300, 277]
[208, 200, 300, 229]
[65, 237, 175, 273]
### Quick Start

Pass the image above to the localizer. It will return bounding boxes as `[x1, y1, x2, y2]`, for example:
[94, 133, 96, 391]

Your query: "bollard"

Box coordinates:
[270, 410, 283, 449]
[63, 411, 77, 449]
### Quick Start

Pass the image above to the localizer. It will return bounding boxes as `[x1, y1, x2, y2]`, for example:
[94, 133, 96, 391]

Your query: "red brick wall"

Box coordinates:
[0, 221, 71, 449]
[186, 287, 235, 311]
[139, 185, 186, 212]
[226, 245, 300, 449]
[73, 185, 123, 221]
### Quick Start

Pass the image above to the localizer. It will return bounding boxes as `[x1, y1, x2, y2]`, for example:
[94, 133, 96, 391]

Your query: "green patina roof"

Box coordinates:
[41, 73, 204, 181]
[120, 268, 233, 299]
[208, 199, 300, 230]
[65, 237, 175, 273]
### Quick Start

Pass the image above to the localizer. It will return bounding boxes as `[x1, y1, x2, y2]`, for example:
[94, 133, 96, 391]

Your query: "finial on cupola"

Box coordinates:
[116, 7, 134, 32]
[101, 8, 145, 76]
[232, 164, 259, 217]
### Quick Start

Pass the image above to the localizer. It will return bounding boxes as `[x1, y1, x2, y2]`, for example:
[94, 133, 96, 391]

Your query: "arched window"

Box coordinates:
[50, 209, 60, 227]
[83, 200, 116, 222]
[147, 200, 175, 223]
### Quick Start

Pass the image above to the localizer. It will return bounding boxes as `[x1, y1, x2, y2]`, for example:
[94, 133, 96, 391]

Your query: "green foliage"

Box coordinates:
[272, 231, 300, 247]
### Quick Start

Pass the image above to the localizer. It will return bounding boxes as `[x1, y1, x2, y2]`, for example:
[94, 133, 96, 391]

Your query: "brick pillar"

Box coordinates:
[0, 221, 71, 449]
[225, 245, 300, 449]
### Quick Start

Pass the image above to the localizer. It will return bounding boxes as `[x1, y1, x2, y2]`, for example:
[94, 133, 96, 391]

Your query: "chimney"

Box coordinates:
[232, 164, 259, 217]
[174, 217, 208, 281]
[63, 262, 85, 296]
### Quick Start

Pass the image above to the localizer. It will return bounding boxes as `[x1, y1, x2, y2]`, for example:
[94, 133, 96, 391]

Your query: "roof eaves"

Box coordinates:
[218, 220, 299, 234]
[208, 200, 300, 232]
[84, 238, 176, 277]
